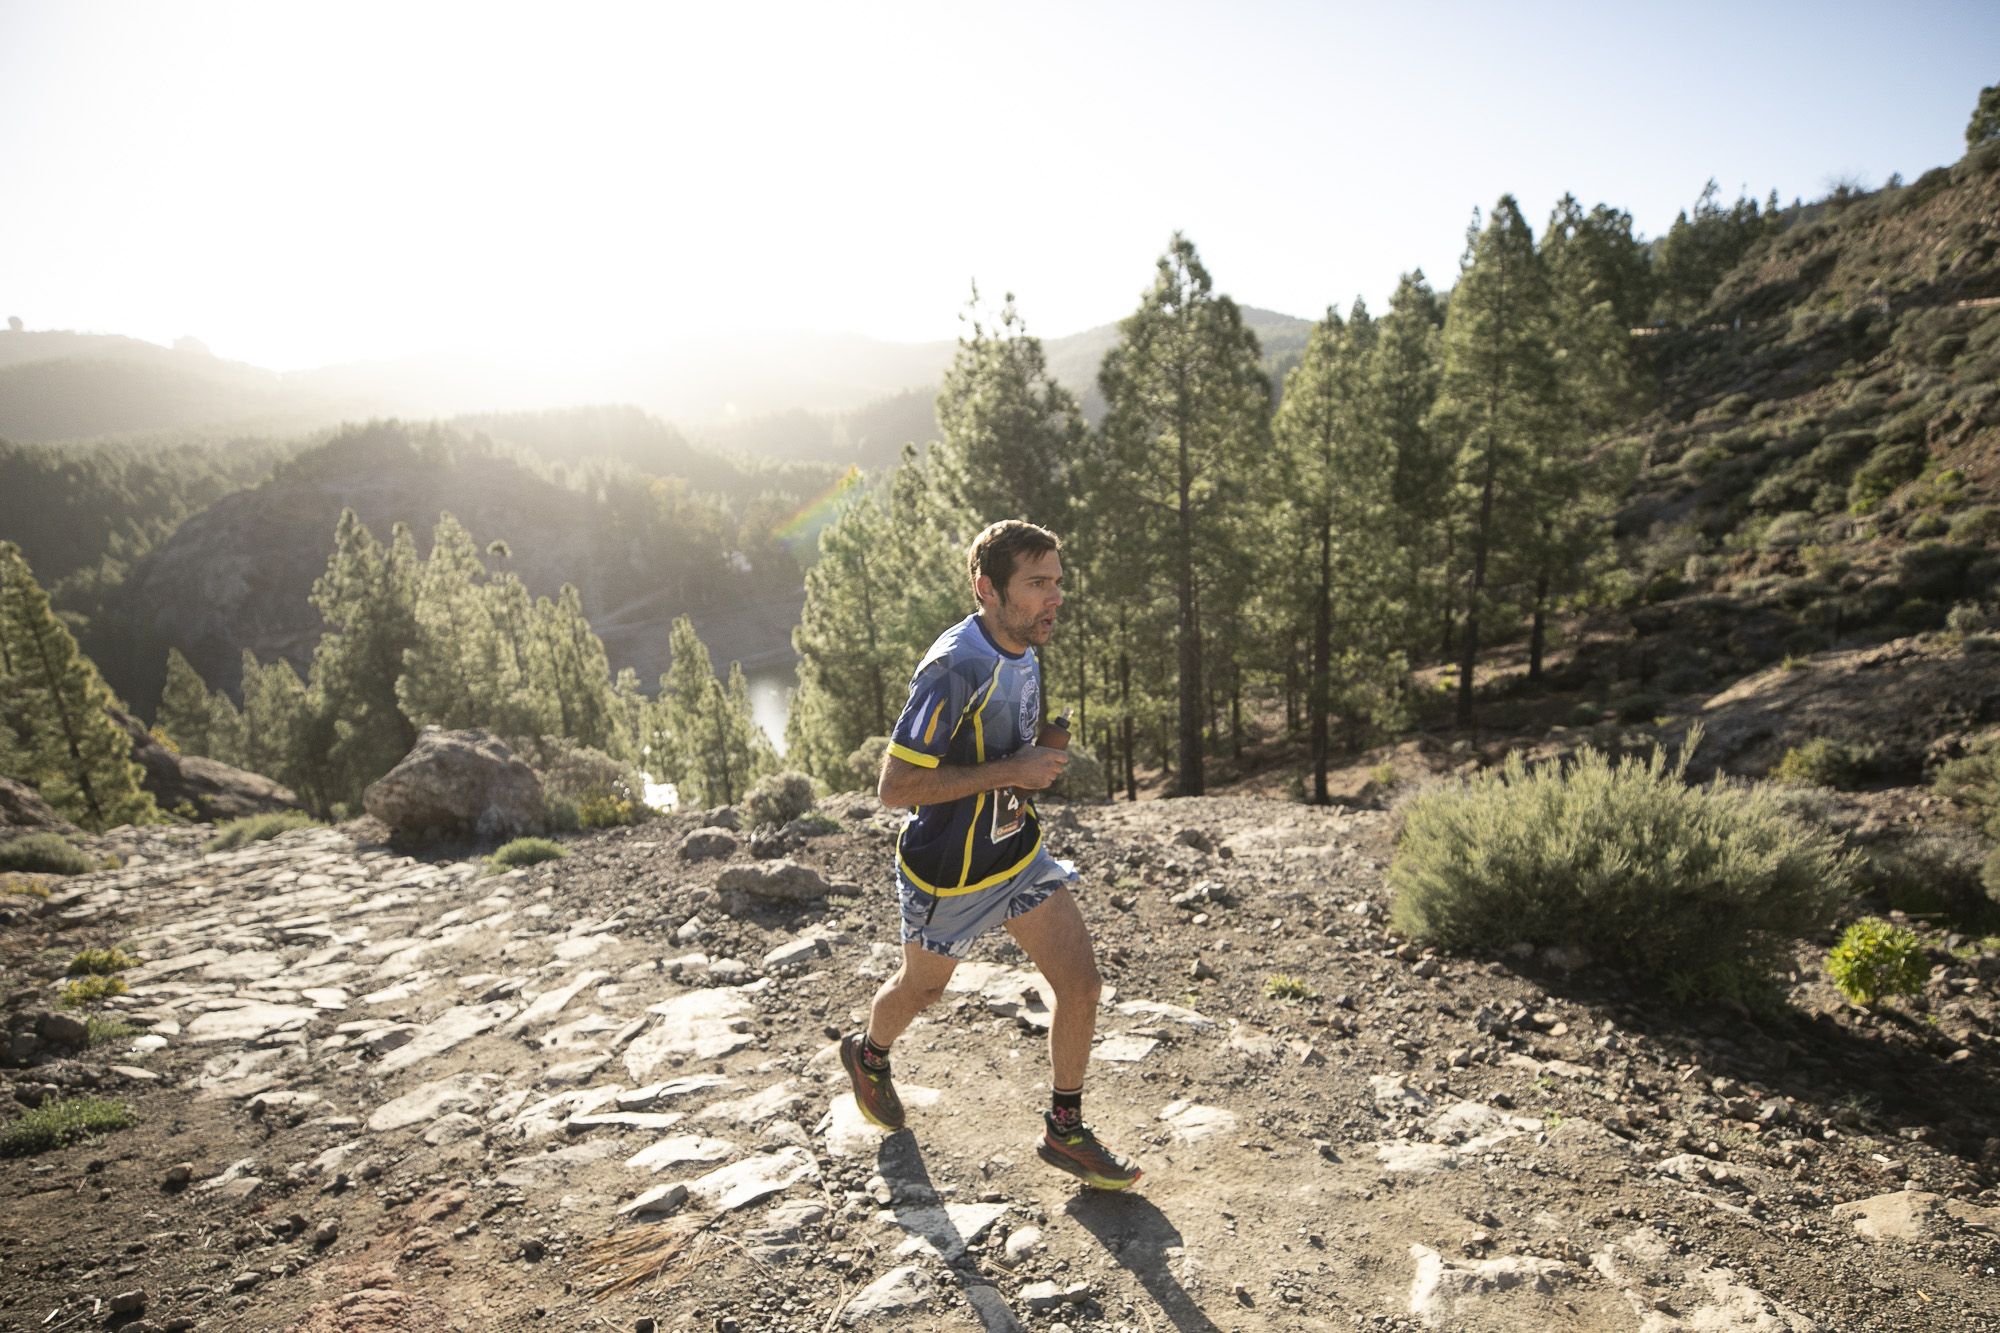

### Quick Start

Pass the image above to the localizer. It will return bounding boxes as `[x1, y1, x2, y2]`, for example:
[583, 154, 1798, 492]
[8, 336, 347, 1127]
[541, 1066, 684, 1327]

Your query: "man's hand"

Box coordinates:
[1006, 743, 1069, 791]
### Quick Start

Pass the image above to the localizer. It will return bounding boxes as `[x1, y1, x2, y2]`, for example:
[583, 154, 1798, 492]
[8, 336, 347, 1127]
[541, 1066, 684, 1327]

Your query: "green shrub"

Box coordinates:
[0, 834, 93, 876]
[1048, 743, 1109, 803]
[205, 811, 318, 852]
[1948, 506, 2000, 543]
[1772, 738, 1881, 790]
[67, 947, 138, 976]
[846, 736, 891, 790]
[1846, 443, 1927, 513]
[1928, 333, 1969, 366]
[1934, 735, 2000, 836]
[1826, 917, 1930, 1006]
[1714, 392, 1754, 418]
[744, 771, 818, 830]
[1264, 974, 1318, 1001]
[0, 1098, 134, 1157]
[1909, 513, 1950, 539]
[59, 975, 127, 1008]
[488, 837, 567, 870]
[576, 791, 648, 829]
[85, 1016, 138, 1047]
[1388, 735, 1847, 987]
[1864, 830, 1997, 926]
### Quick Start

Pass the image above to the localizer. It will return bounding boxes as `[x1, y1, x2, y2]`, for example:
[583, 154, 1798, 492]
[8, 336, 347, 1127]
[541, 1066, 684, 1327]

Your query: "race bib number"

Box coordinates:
[991, 787, 1026, 842]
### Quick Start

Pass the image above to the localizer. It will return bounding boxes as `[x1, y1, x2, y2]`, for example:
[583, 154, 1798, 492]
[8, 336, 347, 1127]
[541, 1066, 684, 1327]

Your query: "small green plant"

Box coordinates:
[488, 837, 568, 870]
[790, 811, 842, 836]
[1772, 737, 1880, 790]
[0, 1097, 134, 1157]
[1826, 917, 1930, 1006]
[1370, 762, 1400, 788]
[0, 834, 94, 876]
[1263, 974, 1317, 1001]
[1, 876, 51, 900]
[744, 771, 819, 830]
[67, 947, 137, 976]
[85, 1016, 137, 1047]
[1389, 730, 1847, 989]
[59, 975, 128, 1008]
[204, 811, 318, 852]
[576, 791, 647, 829]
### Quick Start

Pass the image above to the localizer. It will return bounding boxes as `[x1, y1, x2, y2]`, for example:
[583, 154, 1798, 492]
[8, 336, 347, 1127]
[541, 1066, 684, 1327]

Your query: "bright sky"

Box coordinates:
[3, 0, 1995, 371]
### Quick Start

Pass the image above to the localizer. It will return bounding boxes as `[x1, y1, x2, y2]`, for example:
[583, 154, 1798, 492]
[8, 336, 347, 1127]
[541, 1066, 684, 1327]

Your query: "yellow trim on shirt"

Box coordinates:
[922, 698, 946, 745]
[899, 831, 1044, 897]
[887, 742, 939, 769]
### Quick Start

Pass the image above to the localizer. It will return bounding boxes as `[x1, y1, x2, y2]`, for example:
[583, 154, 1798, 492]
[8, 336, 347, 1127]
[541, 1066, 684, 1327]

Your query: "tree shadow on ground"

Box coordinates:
[1514, 960, 2000, 1174]
[874, 1132, 1022, 1333]
[1066, 1190, 1225, 1333]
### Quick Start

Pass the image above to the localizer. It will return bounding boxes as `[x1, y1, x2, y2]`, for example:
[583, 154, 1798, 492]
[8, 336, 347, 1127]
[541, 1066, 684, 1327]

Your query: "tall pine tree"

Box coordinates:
[157, 647, 213, 756]
[0, 541, 158, 829]
[1097, 234, 1271, 795]
[1429, 198, 1562, 727]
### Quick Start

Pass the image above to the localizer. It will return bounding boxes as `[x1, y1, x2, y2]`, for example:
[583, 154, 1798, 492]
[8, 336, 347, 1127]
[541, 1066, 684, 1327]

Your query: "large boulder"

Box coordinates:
[112, 706, 302, 821]
[363, 728, 545, 842]
[0, 777, 76, 834]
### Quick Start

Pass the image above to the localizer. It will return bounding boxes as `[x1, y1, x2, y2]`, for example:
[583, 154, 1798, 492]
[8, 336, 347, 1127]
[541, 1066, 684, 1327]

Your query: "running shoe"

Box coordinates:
[839, 1033, 906, 1132]
[1037, 1112, 1143, 1190]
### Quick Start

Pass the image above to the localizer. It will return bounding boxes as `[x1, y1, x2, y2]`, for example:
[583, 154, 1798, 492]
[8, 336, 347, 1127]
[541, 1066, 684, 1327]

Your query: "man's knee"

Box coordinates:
[1052, 961, 1102, 1009]
[893, 969, 950, 1010]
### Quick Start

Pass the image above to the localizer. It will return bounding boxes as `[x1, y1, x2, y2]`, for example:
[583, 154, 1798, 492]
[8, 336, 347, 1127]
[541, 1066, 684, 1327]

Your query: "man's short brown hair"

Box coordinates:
[968, 520, 1061, 607]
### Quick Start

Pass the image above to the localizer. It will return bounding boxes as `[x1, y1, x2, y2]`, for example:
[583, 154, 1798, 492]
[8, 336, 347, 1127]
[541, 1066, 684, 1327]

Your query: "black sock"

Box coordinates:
[1050, 1087, 1082, 1129]
[859, 1032, 891, 1070]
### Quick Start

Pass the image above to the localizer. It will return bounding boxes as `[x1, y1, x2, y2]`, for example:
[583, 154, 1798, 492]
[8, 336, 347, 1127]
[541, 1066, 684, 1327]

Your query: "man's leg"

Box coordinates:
[843, 942, 959, 1132]
[867, 941, 960, 1049]
[1002, 887, 1101, 1089]
[1005, 886, 1140, 1188]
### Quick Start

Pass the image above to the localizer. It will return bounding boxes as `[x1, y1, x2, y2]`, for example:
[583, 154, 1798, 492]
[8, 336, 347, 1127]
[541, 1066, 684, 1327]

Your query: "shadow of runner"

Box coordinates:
[874, 1132, 1023, 1333]
[1067, 1192, 1225, 1333]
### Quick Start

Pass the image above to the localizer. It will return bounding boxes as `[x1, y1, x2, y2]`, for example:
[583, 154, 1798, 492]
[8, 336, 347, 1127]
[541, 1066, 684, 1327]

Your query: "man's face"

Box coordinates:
[984, 548, 1064, 651]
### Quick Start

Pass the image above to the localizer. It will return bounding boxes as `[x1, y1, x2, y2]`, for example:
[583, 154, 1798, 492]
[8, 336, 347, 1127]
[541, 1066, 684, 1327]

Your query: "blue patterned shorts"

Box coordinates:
[896, 848, 1079, 960]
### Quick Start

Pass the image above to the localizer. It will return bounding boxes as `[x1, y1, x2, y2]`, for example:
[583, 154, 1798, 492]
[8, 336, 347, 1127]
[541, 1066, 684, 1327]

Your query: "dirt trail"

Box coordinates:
[1, 794, 1995, 1332]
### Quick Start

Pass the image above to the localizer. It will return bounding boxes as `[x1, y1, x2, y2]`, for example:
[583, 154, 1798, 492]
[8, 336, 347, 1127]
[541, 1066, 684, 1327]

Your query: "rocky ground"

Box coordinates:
[2, 792, 1997, 1333]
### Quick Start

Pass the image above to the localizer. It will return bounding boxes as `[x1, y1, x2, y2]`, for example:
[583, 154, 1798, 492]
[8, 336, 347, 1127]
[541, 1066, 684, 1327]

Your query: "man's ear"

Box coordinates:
[974, 574, 996, 607]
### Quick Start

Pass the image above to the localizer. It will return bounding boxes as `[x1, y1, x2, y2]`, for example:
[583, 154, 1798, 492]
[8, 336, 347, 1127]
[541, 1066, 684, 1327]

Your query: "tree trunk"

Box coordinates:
[1528, 566, 1550, 684]
[1311, 518, 1332, 804]
[1457, 451, 1499, 730]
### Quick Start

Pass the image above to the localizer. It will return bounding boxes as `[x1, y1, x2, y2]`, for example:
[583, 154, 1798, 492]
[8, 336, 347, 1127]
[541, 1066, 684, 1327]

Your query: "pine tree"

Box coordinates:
[932, 287, 1085, 533]
[305, 511, 420, 811]
[240, 651, 316, 804]
[1429, 197, 1563, 728]
[1098, 234, 1272, 795]
[397, 513, 494, 731]
[0, 541, 158, 829]
[206, 687, 247, 769]
[539, 584, 618, 754]
[1272, 302, 1405, 800]
[786, 450, 965, 788]
[1373, 271, 1450, 659]
[157, 648, 213, 756]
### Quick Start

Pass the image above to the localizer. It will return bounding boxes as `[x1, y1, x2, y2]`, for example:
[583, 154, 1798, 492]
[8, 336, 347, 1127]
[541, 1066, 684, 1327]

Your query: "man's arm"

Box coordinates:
[878, 745, 1068, 810]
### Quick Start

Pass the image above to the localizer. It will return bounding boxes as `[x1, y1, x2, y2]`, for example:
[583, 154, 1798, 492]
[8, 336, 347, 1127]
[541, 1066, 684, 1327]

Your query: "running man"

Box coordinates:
[839, 519, 1141, 1190]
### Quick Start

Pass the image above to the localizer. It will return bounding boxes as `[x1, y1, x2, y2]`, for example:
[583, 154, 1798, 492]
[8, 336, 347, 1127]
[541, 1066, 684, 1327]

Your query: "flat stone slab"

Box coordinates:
[377, 1001, 517, 1073]
[841, 1265, 935, 1326]
[1831, 1190, 1997, 1243]
[624, 988, 759, 1080]
[1370, 1074, 1435, 1113]
[506, 970, 610, 1034]
[685, 1146, 819, 1212]
[1158, 1100, 1237, 1144]
[1115, 999, 1215, 1029]
[1375, 1140, 1460, 1173]
[618, 1075, 737, 1109]
[890, 1200, 1009, 1260]
[1094, 1034, 1158, 1062]
[1427, 1100, 1542, 1150]
[626, 1133, 737, 1174]
[697, 1080, 803, 1127]
[186, 1002, 318, 1044]
[822, 1087, 942, 1158]
[368, 1074, 495, 1133]
[567, 1111, 687, 1133]
[1408, 1244, 1572, 1325]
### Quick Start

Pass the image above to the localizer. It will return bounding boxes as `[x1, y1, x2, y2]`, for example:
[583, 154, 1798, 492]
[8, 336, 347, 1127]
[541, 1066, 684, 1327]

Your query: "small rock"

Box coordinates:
[678, 828, 738, 862]
[1005, 1226, 1043, 1261]
[313, 1218, 338, 1247]
[1020, 1280, 1066, 1311]
[229, 1270, 261, 1293]
[109, 1289, 147, 1315]
[163, 1163, 192, 1190]
[1172, 827, 1214, 854]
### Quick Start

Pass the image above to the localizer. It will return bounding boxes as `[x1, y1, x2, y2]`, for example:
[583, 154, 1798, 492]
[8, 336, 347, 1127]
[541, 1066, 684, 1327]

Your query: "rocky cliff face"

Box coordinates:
[1, 795, 1993, 1331]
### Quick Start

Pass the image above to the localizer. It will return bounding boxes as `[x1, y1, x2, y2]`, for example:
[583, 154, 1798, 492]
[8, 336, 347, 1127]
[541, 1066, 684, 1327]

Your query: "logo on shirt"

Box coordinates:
[1019, 669, 1040, 742]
